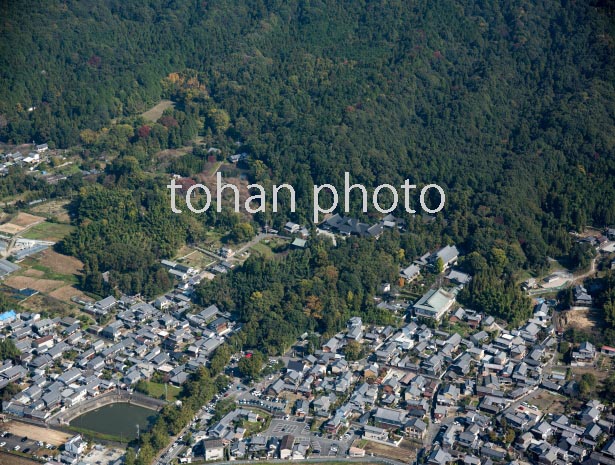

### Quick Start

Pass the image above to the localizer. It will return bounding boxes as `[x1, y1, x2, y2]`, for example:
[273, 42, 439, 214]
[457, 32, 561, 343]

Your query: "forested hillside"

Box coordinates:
[1, 0, 614, 320]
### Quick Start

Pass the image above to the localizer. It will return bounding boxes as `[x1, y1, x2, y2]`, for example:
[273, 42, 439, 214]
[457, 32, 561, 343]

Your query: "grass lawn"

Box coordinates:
[142, 381, 181, 401]
[250, 242, 275, 259]
[21, 222, 74, 241]
[68, 426, 126, 443]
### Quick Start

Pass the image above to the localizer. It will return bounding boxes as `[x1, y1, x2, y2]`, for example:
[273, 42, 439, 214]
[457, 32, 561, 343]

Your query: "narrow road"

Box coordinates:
[189, 457, 410, 465]
[572, 255, 599, 284]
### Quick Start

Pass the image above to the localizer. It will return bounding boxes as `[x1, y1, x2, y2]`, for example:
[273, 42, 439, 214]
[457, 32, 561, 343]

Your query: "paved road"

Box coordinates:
[153, 411, 199, 465]
[191, 456, 410, 465]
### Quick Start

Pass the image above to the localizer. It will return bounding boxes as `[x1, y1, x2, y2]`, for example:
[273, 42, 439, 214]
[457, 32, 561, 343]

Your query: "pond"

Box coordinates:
[70, 403, 158, 441]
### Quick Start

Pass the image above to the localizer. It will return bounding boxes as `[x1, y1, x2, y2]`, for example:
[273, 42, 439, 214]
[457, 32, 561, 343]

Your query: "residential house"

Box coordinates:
[203, 439, 225, 461]
[413, 288, 455, 321]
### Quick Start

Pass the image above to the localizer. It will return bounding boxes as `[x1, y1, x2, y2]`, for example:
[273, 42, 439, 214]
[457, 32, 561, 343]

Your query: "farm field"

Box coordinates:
[21, 222, 73, 241]
[0, 212, 45, 234]
[28, 199, 72, 223]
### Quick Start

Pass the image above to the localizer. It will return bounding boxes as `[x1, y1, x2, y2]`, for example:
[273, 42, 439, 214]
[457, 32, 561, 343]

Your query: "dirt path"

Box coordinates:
[572, 255, 599, 284]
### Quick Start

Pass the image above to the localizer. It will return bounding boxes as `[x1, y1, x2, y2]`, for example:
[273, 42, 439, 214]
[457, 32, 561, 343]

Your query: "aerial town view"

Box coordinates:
[0, 1, 614, 465]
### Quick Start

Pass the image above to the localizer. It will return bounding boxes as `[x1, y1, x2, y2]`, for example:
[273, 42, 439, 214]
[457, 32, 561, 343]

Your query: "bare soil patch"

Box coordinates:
[141, 99, 175, 122]
[4, 275, 64, 293]
[11, 212, 45, 228]
[0, 223, 22, 234]
[38, 250, 83, 275]
[362, 440, 416, 463]
[5, 421, 70, 446]
[530, 391, 567, 415]
[559, 309, 604, 334]
[48, 285, 88, 304]
[22, 269, 44, 278]
[0, 452, 40, 465]
[571, 364, 610, 382]
[0, 212, 45, 234]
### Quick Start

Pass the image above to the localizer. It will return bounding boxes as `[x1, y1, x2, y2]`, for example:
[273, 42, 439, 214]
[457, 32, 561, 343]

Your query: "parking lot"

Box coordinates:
[263, 419, 354, 458]
[0, 431, 49, 457]
[271, 420, 310, 436]
[237, 392, 288, 412]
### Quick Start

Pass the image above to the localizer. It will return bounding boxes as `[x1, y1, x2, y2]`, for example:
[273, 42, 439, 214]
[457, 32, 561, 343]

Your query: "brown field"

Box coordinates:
[22, 269, 44, 278]
[530, 391, 567, 415]
[11, 212, 45, 228]
[141, 99, 175, 122]
[4, 275, 64, 293]
[0, 223, 23, 234]
[38, 250, 83, 275]
[362, 440, 417, 463]
[559, 309, 605, 340]
[0, 452, 40, 465]
[48, 285, 89, 304]
[29, 199, 71, 223]
[195, 173, 252, 216]
[5, 421, 70, 446]
[17, 293, 77, 315]
[571, 364, 610, 382]
[0, 212, 45, 234]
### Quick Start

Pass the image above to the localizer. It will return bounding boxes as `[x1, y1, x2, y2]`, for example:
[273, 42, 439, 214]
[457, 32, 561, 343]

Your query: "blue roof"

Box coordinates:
[0, 310, 16, 321]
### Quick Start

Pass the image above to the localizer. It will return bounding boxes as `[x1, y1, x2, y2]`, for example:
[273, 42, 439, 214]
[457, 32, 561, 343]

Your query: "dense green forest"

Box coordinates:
[1, 1, 614, 323]
[195, 234, 402, 354]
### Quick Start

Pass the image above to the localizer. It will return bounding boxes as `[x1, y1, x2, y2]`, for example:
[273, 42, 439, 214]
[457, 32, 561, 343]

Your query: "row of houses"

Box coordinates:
[0, 295, 238, 422]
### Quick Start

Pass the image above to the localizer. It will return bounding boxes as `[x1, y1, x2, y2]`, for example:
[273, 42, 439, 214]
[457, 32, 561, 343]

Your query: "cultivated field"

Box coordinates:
[22, 269, 44, 278]
[21, 222, 73, 242]
[4, 421, 70, 446]
[38, 250, 82, 275]
[0, 212, 45, 234]
[48, 285, 90, 304]
[4, 275, 64, 293]
[28, 199, 71, 223]
[174, 246, 216, 270]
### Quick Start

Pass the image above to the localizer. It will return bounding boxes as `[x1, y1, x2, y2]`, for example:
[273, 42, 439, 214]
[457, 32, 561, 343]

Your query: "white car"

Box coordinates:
[14, 445, 20, 451]
[0, 442, 5, 447]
